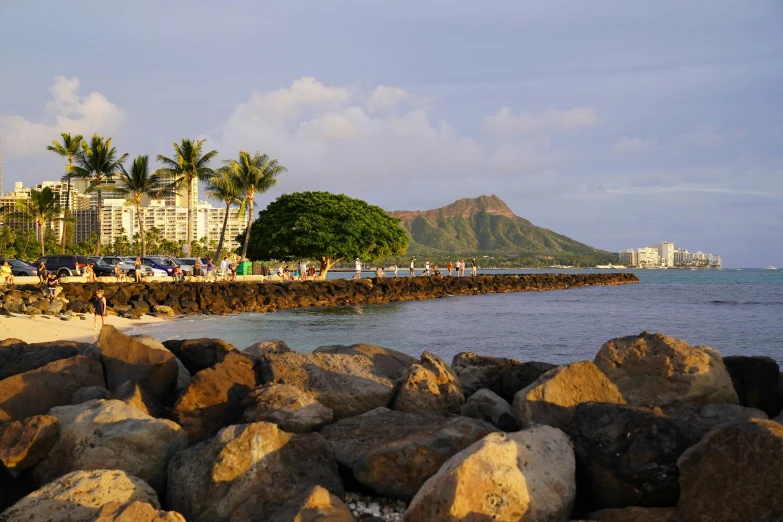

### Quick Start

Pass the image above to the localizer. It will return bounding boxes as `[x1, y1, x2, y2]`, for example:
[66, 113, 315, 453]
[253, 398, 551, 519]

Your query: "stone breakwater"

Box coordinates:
[0, 272, 638, 319]
[2, 328, 783, 521]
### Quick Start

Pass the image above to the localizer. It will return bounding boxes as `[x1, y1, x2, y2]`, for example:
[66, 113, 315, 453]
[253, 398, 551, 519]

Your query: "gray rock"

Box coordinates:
[242, 383, 334, 433]
[315, 343, 416, 380]
[244, 339, 292, 358]
[451, 352, 520, 397]
[70, 386, 110, 404]
[460, 388, 518, 431]
[393, 351, 465, 415]
[500, 361, 558, 402]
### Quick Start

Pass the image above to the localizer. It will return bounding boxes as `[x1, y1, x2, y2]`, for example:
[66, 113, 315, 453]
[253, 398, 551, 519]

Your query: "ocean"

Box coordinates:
[128, 268, 783, 365]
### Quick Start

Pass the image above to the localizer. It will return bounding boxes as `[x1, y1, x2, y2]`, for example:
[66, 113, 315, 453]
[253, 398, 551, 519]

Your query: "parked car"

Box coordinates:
[141, 257, 189, 276]
[33, 255, 90, 277]
[0, 258, 38, 277]
[174, 258, 196, 275]
[119, 257, 167, 277]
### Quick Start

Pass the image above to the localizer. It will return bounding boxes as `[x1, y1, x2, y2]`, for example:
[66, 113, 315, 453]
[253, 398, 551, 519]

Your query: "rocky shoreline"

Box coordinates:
[0, 273, 638, 319]
[1, 327, 782, 521]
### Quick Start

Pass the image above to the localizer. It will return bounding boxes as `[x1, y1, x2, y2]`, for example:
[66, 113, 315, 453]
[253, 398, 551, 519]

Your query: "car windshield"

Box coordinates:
[9, 260, 27, 267]
[168, 258, 182, 266]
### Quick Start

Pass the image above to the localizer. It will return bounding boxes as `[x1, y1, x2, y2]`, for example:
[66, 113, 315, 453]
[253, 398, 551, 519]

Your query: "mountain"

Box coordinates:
[389, 195, 609, 259]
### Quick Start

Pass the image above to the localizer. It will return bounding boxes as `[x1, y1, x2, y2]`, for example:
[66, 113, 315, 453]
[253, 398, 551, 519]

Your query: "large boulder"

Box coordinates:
[162, 337, 236, 374]
[661, 402, 767, 445]
[94, 501, 186, 522]
[0, 469, 160, 522]
[173, 352, 259, 443]
[594, 332, 738, 406]
[588, 507, 675, 522]
[675, 419, 783, 522]
[132, 335, 191, 398]
[315, 343, 416, 380]
[723, 355, 783, 417]
[513, 361, 624, 430]
[0, 415, 59, 477]
[500, 361, 558, 403]
[71, 386, 110, 404]
[32, 400, 187, 495]
[260, 351, 395, 418]
[567, 402, 690, 511]
[98, 326, 179, 399]
[230, 485, 354, 522]
[0, 355, 105, 422]
[405, 426, 576, 522]
[460, 388, 518, 431]
[393, 351, 465, 414]
[242, 383, 333, 433]
[112, 379, 166, 418]
[320, 407, 495, 500]
[0, 340, 81, 380]
[451, 352, 520, 397]
[243, 340, 292, 358]
[167, 422, 343, 522]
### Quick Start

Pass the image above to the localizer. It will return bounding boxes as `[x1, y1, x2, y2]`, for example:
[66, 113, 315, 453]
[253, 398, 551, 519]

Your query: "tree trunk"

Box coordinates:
[137, 202, 145, 257]
[186, 176, 193, 246]
[240, 191, 254, 261]
[319, 256, 341, 277]
[94, 179, 103, 256]
[213, 201, 231, 265]
[61, 175, 71, 254]
[39, 221, 45, 257]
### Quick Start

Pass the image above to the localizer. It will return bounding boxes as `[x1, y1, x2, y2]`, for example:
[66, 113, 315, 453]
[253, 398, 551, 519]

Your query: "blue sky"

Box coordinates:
[1, 1, 781, 266]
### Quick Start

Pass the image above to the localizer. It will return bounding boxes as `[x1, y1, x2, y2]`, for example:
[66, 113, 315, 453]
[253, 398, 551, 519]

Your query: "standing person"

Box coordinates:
[194, 258, 202, 281]
[92, 288, 107, 331]
[447, 260, 453, 276]
[47, 272, 60, 301]
[206, 258, 215, 281]
[425, 259, 431, 276]
[354, 258, 362, 279]
[38, 260, 48, 285]
[409, 257, 415, 277]
[134, 257, 143, 282]
[392, 263, 398, 278]
[220, 257, 229, 281]
[455, 259, 460, 277]
[471, 257, 477, 276]
[299, 259, 308, 281]
[461, 259, 466, 277]
[228, 259, 237, 281]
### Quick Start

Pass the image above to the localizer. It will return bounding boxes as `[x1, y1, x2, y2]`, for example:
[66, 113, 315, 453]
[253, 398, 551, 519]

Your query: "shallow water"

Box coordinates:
[129, 268, 783, 364]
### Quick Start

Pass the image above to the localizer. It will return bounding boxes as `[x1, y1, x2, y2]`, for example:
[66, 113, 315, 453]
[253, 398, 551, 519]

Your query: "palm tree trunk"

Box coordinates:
[61, 176, 71, 254]
[186, 177, 193, 246]
[39, 220, 45, 257]
[137, 203, 145, 257]
[213, 201, 231, 265]
[95, 184, 102, 256]
[240, 192, 254, 260]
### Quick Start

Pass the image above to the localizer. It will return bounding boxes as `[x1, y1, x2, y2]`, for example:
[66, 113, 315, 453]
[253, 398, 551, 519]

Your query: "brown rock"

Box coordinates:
[0, 355, 105, 422]
[675, 419, 783, 522]
[661, 401, 767, 445]
[98, 325, 179, 399]
[112, 379, 166, 418]
[588, 507, 675, 522]
[315, 343, 416, 380]
[723, 355, 783, 417]
[0, 415, 59, 477]
[459, 388, 518, 431]
[167, 422, 343, 522]
[95, 501, 186, 522]
[230, 485, 354, 522]
[243, 340, 292, 358]
[321, 407, 495, 500]
[173, 351, 258, 443]
[499, 361, 558, 403]
[451, 352, 520, 397]
[0, 340, 80, 380]
[393, 351, 465, 414]
[513, 361, 624, 430]
[242, 383, 333, 433]
[162, 337, 236, 374]
[594, 331, 738, 406]
[70, 385, 110, 404]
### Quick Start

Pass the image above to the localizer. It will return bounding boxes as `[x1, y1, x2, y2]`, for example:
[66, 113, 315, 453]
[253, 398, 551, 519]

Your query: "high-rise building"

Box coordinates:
[618, 248, 638, 266]
[637, 247, 661, 268]
[653, 241, 675, 267]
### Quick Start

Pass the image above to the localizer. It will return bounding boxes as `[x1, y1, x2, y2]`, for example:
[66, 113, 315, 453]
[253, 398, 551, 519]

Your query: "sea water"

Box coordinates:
[129, 269, 783, 364]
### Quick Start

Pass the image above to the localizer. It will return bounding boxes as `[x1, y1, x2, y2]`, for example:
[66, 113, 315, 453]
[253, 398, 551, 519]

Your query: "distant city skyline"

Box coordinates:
[1, 1, 781, 267]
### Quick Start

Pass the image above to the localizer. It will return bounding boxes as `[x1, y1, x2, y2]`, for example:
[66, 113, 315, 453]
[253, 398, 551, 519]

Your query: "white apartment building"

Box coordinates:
[621, 244, 722, 267]
[654, 241, 675, 267]
[637, 247, 661, 268]
[618, 248, 638, 266]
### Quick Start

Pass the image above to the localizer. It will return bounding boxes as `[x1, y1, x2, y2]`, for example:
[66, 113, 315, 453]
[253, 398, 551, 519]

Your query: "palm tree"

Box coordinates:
[67, 134, 128, 255]
[7, 187, 63, 257]
[224, 150, 287, 260]
[47, 132, 83, 253]
[205, 167, 245, 264]
[156, 139, 218, 246]
[111, 155, 174, 257]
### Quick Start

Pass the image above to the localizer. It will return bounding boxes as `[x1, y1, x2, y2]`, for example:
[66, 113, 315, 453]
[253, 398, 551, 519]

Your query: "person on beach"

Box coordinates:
[1, 261, 15, 285]
[114, 262, 126, 282]
[92, 288, 107, 330]
[83, 263, 96, 283]
[471, 257, 477, 276]
[392, 263, 398, 278]
[46, 272, 60, 301]
[409, 258, 415, 277]
[220, 257, 229, 281]
[354, 258, 362, 279]
[134, 257, 143, 282]
[38, 261, 47, 285]
[447, 261, 453, 276]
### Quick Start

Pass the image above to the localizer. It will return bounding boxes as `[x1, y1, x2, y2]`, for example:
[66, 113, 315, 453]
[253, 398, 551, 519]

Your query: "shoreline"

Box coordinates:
[0, 312, 168, 344]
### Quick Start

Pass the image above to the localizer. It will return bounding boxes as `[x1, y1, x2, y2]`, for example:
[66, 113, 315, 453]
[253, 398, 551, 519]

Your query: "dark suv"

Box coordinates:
[33, 255, 90, 277]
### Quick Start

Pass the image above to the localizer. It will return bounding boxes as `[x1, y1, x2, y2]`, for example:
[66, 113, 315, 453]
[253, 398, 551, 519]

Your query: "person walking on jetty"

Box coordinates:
[220, 257, 229, 281]
[38, 260, 47, 285]
[447, 260, 453, 276]
[354, 258, 362, 279]
[134, 257, 143, 282]
[471, 257, 477, 276]
[425, 259, 431, 276]
[299, 259, 308, 281]
[92, 288, 107, 331]
[460, 259, 466, 277]
[205, 259, 215, 281]
[392, 263, 398, 278]
[409, 257, 415, 277]
[194, 258, 202, 281]
[228, 259, 237, 281]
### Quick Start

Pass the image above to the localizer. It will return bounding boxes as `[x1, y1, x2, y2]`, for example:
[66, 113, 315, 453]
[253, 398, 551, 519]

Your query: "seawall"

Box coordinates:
[1, 272, 639, 318]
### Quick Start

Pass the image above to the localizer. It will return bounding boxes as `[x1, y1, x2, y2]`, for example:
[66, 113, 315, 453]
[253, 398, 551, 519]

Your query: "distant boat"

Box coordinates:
[595, 264, 627, 269]
[766, 266, 778, 270]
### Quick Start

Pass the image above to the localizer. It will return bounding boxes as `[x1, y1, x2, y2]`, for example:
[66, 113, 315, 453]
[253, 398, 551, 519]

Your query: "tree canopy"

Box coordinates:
[245, 191, 408, 275]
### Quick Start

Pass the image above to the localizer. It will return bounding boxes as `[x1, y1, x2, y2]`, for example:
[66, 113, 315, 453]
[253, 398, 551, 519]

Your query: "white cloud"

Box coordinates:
[483, 106, 599, 137]
[0, 76, 126, 157]
[611, 136, 657, 156]
[366, 85, 411, 113]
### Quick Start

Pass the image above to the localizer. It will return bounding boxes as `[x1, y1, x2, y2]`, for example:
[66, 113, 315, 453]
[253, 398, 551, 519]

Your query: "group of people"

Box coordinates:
[408, 257, 478, 277]
[278, 260, 319, 281]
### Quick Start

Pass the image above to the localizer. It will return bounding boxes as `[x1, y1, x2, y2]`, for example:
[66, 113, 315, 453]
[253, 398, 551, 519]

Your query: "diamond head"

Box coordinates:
[388, 195, 613, 264]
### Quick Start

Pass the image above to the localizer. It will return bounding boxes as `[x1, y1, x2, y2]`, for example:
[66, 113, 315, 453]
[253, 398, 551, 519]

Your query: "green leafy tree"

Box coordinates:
[47, 132, 84, 253]
[0, 226, 16, 258]
[223, 150, 287, 260]
[145, 226, 162, 255]
[111, 155, 174, 256]
[205, 167, 245, 264]
[15, 229, 42, 262]
[6, 187, 64, 257]
[245, 191, 408, 276]
[67, 134, 128, 255]
[156, 139, 218, 245]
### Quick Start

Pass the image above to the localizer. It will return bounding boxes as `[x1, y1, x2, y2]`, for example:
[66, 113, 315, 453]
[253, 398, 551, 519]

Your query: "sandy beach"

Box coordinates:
[0, 313, 169, 344]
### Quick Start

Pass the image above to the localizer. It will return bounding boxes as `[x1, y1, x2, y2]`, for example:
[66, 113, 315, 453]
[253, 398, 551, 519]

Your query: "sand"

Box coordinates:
[0, 313, 168, 344]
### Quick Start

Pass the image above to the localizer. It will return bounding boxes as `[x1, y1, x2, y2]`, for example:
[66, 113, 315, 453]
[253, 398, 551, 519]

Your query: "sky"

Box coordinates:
[1, 1, 781, 267]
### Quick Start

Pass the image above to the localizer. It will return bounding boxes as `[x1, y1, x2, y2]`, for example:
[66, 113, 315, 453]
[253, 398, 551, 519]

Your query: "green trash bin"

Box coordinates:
[236, 261, 252, 276]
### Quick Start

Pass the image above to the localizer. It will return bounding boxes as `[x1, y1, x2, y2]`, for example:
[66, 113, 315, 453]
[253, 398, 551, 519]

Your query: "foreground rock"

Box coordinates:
[98, 326, 179, 399]
[587, 507, 675, 522]
[0, 355, 104, 422]
[320, 408, 495, 500]
[112, 379, 166, 418]
[260, 352, 395, 418]
[243, 339, 291, 358]
[131, 335, 191, 398]
[393, 352, 464, 414]
[71, 386, 110, 404]
[675, 418, 783, 522]
[406, 426, 576, 522]
[173, 352, 258, 443]
[32, 400, 187, 495]
[230, 485, 354, 522]
[451, 352, 520, 397]
[499, 361, 558, 403]
[162, 338, 236, 374]
[241, 383, 333, 433]
[513, 361, 624, 430]
[315, 343, 416, 380]
[594, 332, 738, 406]
[0, 469, 160, 522]
[460, 388, 518, 431]
[661, 401, 767, 445]
[0, 415, 59, 477]
[723, 355, 783, 417]
[0, 340, 82, 380]
[168, 422, 342, 522]
[95, 501, 186, 522]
